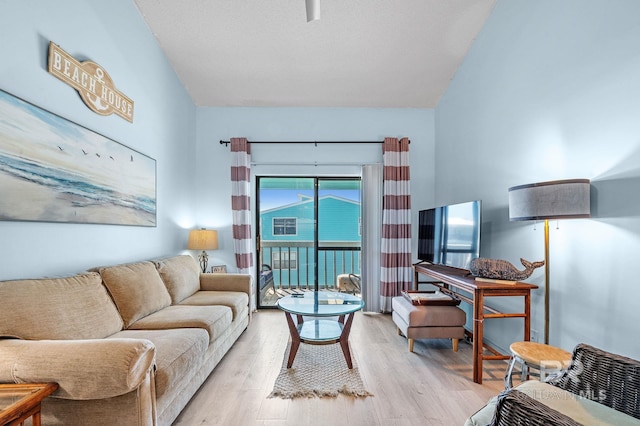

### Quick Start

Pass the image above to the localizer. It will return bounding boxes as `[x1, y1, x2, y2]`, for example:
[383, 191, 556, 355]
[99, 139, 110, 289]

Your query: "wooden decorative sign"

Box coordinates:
[47, 42, 134, 122]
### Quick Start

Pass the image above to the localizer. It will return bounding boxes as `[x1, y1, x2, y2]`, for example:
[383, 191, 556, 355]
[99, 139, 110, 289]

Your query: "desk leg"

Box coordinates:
[524, 292, 531, 341]
[284, 312, 301, 368]
[473, 289, 484, 384]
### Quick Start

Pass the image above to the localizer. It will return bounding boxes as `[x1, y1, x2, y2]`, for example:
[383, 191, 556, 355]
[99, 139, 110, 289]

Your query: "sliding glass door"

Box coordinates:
[256, 176, 361, 308]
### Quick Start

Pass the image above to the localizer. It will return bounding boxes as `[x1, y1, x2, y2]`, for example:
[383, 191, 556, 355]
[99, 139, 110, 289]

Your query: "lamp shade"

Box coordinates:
[187, 229, 218, 250]
[508, 179, 591, 221]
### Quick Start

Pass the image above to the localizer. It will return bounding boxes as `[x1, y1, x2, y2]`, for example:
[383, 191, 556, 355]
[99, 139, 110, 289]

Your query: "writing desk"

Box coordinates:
[413, 262, 538, 384]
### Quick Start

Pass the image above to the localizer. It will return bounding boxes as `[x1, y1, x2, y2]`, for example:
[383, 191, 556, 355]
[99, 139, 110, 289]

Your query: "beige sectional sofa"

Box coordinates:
[0, 254, 251, 425]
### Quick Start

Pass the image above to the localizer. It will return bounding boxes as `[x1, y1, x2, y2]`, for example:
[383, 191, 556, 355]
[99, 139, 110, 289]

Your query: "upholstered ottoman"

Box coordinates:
[392, 295, 466, 352]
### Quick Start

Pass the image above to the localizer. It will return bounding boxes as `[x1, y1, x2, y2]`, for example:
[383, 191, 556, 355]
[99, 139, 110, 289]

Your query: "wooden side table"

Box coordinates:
[0, 383, 58, 426]
[504, 341, 572, 389]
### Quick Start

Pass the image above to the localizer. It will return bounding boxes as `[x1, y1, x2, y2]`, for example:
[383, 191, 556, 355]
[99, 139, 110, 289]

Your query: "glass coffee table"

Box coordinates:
[276, 291, 365, 369]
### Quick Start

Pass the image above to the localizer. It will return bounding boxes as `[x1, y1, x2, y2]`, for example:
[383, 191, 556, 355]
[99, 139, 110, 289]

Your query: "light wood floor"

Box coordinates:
[173, 310, 506, 425]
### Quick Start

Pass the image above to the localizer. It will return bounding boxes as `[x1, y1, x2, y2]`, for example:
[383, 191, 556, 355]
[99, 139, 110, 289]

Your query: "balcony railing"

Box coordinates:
[260, 241, 361, 291]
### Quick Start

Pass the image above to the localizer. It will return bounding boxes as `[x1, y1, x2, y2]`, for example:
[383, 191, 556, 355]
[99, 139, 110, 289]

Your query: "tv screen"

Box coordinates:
[417, 200, 481, 270]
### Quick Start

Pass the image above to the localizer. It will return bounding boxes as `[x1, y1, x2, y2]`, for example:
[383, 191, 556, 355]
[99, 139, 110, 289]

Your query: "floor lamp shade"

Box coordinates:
[508, 179, 591, 221]
[508, 179, 590, 344]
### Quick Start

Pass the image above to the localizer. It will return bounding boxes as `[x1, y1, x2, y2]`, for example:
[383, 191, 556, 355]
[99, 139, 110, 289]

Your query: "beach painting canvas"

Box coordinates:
[0, 89, 156, 226]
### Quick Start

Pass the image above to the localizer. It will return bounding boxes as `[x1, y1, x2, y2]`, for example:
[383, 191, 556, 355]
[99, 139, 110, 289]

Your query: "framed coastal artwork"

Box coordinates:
[0, 89, 156, 226]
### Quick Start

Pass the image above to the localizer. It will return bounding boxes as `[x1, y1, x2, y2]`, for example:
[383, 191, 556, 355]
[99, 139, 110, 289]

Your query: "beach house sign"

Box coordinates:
[47, 42, 134, 123]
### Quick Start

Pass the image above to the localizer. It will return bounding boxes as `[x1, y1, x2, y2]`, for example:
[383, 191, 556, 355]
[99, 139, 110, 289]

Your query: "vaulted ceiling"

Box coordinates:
[133, 0, 496, 108]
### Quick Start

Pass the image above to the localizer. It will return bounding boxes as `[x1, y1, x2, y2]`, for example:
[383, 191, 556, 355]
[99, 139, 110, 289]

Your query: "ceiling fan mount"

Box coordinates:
[305, 0, 320, 22]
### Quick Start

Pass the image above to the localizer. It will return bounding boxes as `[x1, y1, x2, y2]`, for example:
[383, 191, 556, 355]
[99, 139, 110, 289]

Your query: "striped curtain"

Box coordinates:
[380, 137, 412, 312]
[230, 138, 254, 278]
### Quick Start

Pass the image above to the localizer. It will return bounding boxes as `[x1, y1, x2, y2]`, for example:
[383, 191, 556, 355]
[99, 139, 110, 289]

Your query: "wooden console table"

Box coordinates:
[413, 262, 538, 384]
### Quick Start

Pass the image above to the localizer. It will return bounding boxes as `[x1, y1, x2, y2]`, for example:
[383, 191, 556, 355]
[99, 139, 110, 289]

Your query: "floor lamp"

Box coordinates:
[508, 179, 591, 344]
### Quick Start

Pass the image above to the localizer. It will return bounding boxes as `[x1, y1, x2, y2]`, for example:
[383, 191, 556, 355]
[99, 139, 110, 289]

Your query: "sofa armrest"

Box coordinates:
[550, 343, 640, 420]
[0, 338, 155, 400]
[490, 389, 581, 426]
[199, 273, 252, 297]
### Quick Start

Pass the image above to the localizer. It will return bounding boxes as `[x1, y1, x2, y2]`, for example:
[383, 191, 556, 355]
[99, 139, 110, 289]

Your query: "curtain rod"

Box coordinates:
[219, 139, 409, 147]
[252, 161, 382, 166]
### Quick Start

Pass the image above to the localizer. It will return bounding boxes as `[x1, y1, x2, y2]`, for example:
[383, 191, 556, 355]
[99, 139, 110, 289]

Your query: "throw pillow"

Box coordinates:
[99, 261, 172, 328]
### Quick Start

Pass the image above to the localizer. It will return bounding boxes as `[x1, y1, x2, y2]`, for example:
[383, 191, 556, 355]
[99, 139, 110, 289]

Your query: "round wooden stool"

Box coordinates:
[504, 341, 572, 389]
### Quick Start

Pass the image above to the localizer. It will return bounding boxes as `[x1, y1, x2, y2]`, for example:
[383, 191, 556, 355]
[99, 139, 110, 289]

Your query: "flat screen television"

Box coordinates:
[417, 200, 481, 270]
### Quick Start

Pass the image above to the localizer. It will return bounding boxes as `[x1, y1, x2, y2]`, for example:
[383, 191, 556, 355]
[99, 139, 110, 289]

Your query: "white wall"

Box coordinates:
[195, 107, 435, 270]
[436, 0, 640, 359]
[0, 0, 197, 280]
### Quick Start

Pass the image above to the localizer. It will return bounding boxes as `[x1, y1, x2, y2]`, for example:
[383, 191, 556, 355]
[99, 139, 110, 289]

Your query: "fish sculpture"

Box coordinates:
[469, 258, 545, 281]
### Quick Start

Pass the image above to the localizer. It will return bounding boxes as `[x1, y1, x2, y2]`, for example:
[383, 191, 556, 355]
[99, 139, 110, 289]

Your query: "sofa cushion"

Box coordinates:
[179, 291, 249, 320]
[128, 305, 232, 343]
[0, 272, 123, 340]
[109, 328, 209, 405]
[99, 261, 172, 328]
[154, 255, 201, 304]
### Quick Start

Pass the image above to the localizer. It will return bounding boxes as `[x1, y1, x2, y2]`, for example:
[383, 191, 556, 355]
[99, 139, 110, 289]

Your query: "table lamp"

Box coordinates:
[187, 229, 219, 273]
[508, 179, 590, 344]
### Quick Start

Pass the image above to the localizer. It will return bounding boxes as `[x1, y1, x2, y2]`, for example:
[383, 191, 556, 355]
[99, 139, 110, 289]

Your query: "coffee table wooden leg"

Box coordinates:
[284, 312, 301, 368]
[338, 312, 356, 369]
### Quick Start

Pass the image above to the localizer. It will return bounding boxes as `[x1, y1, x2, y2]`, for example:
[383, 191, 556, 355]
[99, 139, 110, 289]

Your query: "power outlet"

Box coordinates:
[531, 329, 539, 342]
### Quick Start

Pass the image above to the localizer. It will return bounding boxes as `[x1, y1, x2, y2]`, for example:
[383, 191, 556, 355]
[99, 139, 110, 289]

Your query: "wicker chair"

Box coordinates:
[491, 343, 640, 425]
[491, 389, 582, 426]
[467, 343, 640, 425]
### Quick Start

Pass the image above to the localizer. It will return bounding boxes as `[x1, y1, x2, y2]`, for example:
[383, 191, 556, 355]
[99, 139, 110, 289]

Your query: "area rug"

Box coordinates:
[268, 341, 373, 399]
